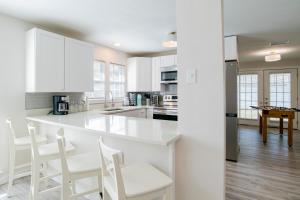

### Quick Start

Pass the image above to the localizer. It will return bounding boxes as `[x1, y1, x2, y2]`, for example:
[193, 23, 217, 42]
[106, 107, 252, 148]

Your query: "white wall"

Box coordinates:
[0, 14, 33, 183]
[94, 45, 128, 66]
[176, 0, 225, 199]
[0, 13, 129, 183]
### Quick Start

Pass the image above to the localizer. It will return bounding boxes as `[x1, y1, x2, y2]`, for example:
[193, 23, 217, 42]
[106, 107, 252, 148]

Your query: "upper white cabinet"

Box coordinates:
[152, 57, 161, 91]
[127, 57, 152, 92]
[65, 38, 94, 92]
[224, 36, 238, 61]
[26, 28, 94, 92]
[26, 28, 65, 92]
[160, 55, 177, 67]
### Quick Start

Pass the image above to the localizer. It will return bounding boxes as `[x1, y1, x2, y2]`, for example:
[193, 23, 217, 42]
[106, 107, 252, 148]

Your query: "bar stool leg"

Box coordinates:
[31, 162, 40, 200]
[97, 175, 102, 198]
[71, 181, 76, 194]
[41, 162, 48, 187]
[61, 178, 71, 200]
[7, 147, 16, 196]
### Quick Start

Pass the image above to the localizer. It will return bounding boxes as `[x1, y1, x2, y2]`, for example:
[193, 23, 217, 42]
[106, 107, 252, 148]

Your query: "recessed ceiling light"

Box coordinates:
[114, 43, 121, 47]
[162, 32, 177, 48]
[265, 52, 281, 62]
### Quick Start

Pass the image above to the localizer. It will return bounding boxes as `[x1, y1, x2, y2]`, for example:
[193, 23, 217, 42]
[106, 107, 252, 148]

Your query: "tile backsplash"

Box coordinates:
[25, 92, 85, 110]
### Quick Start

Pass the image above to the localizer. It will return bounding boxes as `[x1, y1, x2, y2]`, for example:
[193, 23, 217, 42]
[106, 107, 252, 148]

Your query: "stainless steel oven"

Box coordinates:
[153, 95, 178, 121]
[161, 66, 177, 84]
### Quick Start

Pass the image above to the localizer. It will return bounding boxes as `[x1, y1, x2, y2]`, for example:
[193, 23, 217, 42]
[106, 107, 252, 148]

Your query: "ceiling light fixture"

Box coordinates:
[114, 43, 121, 47]
[265, 52, 281, 62]
[162, 32, 177, 48]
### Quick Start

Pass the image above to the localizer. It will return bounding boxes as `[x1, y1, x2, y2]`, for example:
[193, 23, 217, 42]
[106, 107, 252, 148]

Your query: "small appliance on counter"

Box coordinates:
[53, 95, 69, 115]
[128, 93, 137, 106]
[136, 94, 142, 106]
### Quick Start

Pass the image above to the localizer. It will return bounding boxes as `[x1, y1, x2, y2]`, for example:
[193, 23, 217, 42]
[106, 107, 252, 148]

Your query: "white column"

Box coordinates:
[176, 0, 225, 199]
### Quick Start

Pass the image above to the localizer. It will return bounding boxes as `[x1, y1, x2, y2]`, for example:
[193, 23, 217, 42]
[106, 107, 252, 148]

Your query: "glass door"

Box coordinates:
[237, 72, 263, 126]
[263, 69, 298, 129]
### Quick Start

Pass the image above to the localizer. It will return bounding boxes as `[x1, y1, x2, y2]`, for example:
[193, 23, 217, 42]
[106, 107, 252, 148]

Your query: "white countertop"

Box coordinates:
[98, 106, 152, 115]
[27, 110, 180, 146]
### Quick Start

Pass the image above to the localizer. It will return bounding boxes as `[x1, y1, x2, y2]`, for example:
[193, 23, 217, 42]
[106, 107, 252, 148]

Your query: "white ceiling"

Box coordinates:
[0, 0, 176, 54]
[0, 0, 299, 61]
[224, 0, 300, 62]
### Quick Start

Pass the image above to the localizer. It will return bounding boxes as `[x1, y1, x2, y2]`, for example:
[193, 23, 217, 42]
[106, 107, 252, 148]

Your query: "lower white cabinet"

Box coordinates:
[113, 109, 147, 118]
[146, 108, 153, 119]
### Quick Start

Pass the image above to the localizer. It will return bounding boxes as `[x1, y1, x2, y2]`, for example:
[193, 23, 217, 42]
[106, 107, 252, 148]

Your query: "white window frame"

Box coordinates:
[87, 60, 106, 101]
[237, 73, 259, 120]
[109, 63, 126, 100]
[88, 61, 127, 104]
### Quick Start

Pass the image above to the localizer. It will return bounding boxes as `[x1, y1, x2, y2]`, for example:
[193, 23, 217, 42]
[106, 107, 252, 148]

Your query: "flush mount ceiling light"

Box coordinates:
[265, 52, 281, 62]
[114, 43, 121, 47]
[162, 32, 177, 48]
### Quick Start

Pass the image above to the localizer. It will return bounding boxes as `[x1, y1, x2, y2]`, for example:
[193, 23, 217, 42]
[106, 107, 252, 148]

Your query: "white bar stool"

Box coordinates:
[56, 131, 102, 200]
[98, 137, 173, 200]
[5, 118, 47, 196]
[28, 126, 75, 200]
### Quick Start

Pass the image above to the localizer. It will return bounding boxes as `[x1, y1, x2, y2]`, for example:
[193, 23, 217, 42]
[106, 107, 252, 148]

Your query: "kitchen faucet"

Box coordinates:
[104, 91, 115, 108]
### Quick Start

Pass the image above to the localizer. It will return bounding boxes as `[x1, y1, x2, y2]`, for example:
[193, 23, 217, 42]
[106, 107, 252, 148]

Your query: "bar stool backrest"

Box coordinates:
[98, 137, 126, 200]
[6, 118, 16, 146]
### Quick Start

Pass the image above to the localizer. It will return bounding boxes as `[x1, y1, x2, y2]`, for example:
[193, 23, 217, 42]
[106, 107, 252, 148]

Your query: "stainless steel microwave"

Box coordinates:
[161, 66, 177, 83]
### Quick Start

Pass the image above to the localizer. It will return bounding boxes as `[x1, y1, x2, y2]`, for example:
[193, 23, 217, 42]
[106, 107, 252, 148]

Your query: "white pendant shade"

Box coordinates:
[265, 53, 281, 62]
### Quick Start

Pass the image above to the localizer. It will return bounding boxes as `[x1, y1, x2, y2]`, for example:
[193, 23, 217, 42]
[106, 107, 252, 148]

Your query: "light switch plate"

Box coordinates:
[186, 69, 197, 84]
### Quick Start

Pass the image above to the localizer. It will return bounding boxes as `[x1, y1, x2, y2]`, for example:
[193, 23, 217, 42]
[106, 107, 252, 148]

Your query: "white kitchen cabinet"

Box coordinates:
[26, 28, 65, 92]
[127, 57, 152, 92]
[114, 109, 147, 118]
[65, 37, 94, 92]
[152, 57, 161, 91]
[224, 36, 238, 61]
[160, 55, 176, 67]
[26, 28, 94, 92]
[146, 108, 153, 119]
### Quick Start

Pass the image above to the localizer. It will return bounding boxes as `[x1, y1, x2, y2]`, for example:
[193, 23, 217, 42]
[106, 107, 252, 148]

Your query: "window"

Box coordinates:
[88, 60, 105, 99]
[238, 74, 258, 119]
[109, 63, 126, 98]
[269, 73, 291, 108]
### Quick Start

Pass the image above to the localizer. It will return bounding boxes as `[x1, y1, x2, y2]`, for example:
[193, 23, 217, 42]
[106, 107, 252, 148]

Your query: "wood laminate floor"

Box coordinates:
[226, 126, 300, 200]
[0, 126, 299, 200]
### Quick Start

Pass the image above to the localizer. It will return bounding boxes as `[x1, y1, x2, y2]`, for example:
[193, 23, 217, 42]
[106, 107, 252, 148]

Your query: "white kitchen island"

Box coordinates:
[27, 111, 180, 199]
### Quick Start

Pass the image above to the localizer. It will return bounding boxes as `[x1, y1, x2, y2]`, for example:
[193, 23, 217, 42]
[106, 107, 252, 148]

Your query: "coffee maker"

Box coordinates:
[53, 96, 69, 115]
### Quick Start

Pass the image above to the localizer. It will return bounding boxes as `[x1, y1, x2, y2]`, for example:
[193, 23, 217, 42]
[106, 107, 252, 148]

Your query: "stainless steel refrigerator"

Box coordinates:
[225, 61, 239, 162]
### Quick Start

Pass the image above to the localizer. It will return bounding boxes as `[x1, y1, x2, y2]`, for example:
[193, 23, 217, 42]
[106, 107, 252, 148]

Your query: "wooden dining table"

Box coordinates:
[251, 106, 295, 147]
